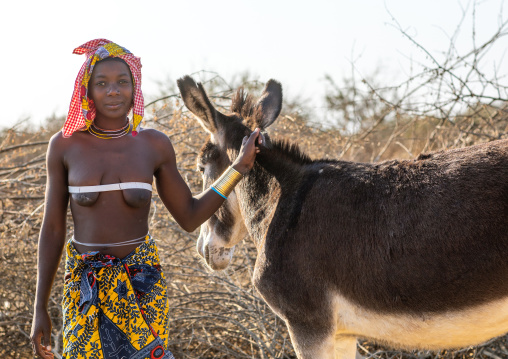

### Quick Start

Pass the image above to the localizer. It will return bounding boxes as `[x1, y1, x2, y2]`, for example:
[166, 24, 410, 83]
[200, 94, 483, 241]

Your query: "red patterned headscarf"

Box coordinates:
[63, 39, 144, 138]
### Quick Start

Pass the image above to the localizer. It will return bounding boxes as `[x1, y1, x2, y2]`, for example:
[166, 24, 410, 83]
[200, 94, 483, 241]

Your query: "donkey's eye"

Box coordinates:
[198, 166, 205, 173]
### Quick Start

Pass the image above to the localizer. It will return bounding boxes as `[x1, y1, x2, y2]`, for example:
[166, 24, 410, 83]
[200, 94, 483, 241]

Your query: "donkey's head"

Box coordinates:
[177, 76, 282, 270]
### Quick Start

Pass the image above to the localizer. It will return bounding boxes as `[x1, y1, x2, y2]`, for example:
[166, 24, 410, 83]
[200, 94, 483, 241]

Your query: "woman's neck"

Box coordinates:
[93, 117, 129, 130]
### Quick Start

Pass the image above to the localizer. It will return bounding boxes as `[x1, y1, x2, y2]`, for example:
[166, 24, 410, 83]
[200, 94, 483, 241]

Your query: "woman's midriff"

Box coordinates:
[72, 241, 146, 259]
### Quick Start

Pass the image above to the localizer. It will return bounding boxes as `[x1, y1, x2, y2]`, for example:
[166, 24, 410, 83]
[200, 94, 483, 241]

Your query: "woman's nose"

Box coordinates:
[107, 84, 120, 95]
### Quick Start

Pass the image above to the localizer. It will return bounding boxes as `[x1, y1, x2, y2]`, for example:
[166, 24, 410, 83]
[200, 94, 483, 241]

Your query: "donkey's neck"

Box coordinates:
[236, 146, 310, 248]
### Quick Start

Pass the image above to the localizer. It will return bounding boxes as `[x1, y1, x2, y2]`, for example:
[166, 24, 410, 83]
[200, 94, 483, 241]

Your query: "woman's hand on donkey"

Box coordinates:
[233, 128, 264, 175]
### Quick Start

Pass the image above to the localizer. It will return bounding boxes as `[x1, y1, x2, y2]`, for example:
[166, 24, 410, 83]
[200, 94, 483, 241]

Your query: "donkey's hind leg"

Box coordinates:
[286, 323, 361, 359]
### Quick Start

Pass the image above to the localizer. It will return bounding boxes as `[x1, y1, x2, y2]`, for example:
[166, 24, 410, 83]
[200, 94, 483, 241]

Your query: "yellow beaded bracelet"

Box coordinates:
[210, 166, 243, 199]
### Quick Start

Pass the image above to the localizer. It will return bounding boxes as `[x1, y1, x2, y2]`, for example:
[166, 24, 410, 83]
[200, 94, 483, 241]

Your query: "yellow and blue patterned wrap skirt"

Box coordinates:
[62, 236, 174, 359]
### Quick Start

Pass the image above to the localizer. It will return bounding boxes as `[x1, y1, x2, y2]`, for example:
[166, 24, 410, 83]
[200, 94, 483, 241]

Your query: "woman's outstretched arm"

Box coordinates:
[155, 129, 261, 232]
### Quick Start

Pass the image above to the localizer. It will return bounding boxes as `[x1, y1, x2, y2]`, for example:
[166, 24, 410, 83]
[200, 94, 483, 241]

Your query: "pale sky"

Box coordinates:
[1, 0, 506, 129]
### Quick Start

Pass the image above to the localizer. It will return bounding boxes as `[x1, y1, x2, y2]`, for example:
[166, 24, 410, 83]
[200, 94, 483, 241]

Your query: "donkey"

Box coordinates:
[177, 75, 508, 359]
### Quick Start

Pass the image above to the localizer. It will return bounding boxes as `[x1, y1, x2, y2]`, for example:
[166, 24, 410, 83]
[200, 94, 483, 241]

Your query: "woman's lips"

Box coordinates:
[105, 103, 122, 109]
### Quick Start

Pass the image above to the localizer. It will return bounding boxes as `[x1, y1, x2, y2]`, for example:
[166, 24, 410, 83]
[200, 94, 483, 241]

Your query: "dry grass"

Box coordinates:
[0, 72, 507, 358]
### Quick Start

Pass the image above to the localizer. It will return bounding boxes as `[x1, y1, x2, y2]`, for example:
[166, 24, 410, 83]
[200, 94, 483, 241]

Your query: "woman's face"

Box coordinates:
[88, 59, 133, 123]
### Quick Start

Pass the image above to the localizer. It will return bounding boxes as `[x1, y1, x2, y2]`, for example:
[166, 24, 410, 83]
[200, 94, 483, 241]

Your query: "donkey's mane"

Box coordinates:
[265, 139, 314, 166]
[231, 88, 256, 119]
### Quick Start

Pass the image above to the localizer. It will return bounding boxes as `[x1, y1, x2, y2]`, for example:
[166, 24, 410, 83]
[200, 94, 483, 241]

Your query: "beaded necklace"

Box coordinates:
[88, 121, 130, 139]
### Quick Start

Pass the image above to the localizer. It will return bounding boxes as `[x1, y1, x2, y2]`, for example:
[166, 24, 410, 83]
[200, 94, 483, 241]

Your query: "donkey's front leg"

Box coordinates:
[335, 336, 364, 359]
[286, 322, 362, 359]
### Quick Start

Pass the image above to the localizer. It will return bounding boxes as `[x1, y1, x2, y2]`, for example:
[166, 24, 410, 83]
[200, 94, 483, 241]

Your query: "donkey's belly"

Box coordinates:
[334, 293, 508, 350]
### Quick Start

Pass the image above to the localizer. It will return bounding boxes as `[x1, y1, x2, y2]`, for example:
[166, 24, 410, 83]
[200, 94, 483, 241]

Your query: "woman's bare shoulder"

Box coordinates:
[138, 128, 174, 151]
[137, 129, 178, 172]
[45, 131, 72, 171]
[47, 130, 89, 164]
[138, 128, 169, 139]
[49, 130, 89, 145]
[48, 131, 71, 152]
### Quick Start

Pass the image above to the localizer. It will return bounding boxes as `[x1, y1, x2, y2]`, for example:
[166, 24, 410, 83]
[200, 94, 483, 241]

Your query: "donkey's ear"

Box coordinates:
[253, 80, 283, 129]
[177, 76, 218, 134]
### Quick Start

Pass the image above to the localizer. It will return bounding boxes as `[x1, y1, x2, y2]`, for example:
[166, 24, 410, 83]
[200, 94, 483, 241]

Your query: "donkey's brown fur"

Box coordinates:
[178, 75, 508, 359]
[253, 139, 508, 314]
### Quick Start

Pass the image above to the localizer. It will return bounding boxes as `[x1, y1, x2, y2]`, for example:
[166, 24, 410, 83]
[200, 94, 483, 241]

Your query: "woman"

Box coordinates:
[30, 39, 261, 359]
